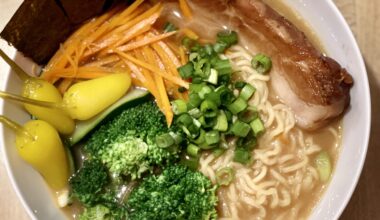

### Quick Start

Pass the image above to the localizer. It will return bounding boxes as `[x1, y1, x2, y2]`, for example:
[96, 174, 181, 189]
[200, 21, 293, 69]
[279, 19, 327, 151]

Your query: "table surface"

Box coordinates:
[0, 0, 379, 219]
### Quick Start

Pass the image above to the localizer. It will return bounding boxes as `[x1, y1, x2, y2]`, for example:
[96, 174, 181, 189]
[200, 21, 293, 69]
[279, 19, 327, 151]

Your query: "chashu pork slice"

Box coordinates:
[161, 0, 353, 130]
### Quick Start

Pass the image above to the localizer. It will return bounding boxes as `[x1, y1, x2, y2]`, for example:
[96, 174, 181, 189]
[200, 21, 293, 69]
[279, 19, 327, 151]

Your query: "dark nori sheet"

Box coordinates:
[0, 0, 120, 64]
[59, 0, 107, 24]
[0, 0, 72, 64]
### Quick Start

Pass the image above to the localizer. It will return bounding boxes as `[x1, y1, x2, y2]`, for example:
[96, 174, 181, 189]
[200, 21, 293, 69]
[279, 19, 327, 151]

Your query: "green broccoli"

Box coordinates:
[70, 159, 109, 206]
[79, 204, 126, 220]
[126, 165, 218, 220]
[70, 159, 127, 219]
[84, 101, 181, 179]
[79, 205, 111, 220]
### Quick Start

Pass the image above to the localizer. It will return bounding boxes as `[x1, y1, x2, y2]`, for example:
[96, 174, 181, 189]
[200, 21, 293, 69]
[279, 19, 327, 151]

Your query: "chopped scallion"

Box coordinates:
[198, 85, 212, 99]
[233, 148, 251, 164]
[178, 62, 194, 79]
[199, 116, 216, 128]
[200, 100, 218, 118]
[206, 68, 218, 85]
[187, 144, 200, 157]
[251, 53, 272, 74]
[213, 59, 232, 75]
[171, 99, 187, 115]
[205, 92, 221, 107]
[238, 106, 258, 123]
[216, 167, 235, 186]
[177, 113, 193, 126]
[213, 110, 228, 132]
[156, 133, 175, 148]
[193, 129, 206, 145]
[188, 108, 202, 118]
[217, 31, 238, 47]
[180, 154, 199, 170]
[213, 41, 228, 53]
[250, 117, 265, 136]
[231, 120, 251, 137]
[239, 83, 256, 101]
[315, 151, 332, 182]
[188, 93, 202, 109]
[205, 130, 220, 145]
[227, 97, 248, 114]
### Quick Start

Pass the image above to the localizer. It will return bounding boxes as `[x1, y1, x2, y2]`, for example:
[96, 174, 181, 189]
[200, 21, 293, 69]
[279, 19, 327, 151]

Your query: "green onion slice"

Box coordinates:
[156, 133, 175, 148]
[240, 83, 256, 101]
[171, 99, 187, 115]
[216, 167, 235, 186]
[231, 120, 251, 137]
[227, 97, 248, 115]
[251, 53, 272, 74]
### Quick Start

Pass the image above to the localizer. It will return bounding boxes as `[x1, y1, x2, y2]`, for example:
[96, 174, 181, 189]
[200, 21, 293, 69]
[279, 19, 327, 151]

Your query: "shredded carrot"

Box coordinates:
[83, 1, 144, 49]
[142, 46, 173, 125]
[122, 59, 147, 86]
[117, 31, 177, 52]
[179, 46, 187, 65]
[84, 4, 162, 57]
[133, 49, 161, 104]
[182, 28, 198, 40]
[152, 51, 186, 101]
[57, 78, 73, 94]
[151, 40, 182, 88]
[84, 55, 120, 67]
[99, 3, 159, 44]
[179, 0, 193, 19]
[115, 49, 189, 89]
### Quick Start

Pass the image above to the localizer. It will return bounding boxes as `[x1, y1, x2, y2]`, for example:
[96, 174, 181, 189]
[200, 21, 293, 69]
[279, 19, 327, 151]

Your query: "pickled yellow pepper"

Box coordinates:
[0, 49, 75, 135]
[0, 116, 69, 190]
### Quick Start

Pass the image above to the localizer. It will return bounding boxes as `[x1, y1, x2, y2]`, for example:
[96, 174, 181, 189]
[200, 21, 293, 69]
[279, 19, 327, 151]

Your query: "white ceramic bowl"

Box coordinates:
[0, 0, 371, 219]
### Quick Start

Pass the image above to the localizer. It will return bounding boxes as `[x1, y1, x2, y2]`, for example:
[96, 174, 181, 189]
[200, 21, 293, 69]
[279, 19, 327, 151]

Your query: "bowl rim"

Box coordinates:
[0, 0, 372, 219]
[309, 0, 371, 219]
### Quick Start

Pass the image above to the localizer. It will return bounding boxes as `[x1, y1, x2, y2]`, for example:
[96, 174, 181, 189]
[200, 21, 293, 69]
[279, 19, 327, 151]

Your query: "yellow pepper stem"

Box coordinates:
[0, 115, 33, 140]
[0, 49, 31, 82]
[0, 90, 62, 109]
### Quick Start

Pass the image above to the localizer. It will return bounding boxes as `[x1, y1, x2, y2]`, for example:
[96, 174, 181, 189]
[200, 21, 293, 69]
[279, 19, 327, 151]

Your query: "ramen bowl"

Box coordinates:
[0, 0, 371, 219]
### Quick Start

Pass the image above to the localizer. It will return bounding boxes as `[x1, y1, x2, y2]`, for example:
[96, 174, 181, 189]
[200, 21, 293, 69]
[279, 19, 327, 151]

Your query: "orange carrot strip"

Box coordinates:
[84, 4, 162, 57]
[133, 49, 161, 103]
[151, 42, 181, 80]
[115, 50, 189, 88]
[122, 59, 147, 85]
[179, 0, 193, 19]
[117, 31, 177, 52]
[111, 10, 161, 48]
[83, 0, 144, 47]
[142, 46, 173, 125]
[57, 78, 73, 94]
[182, 28, 198, 40]
[99, 3, 158, 43]
[84, 55, 120, 67]
[179, 46, 187, 65]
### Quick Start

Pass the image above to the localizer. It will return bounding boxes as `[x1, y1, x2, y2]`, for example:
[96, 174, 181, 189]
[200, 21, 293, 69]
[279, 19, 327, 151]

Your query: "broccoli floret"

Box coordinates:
[70, 159, 109, 206]
[84, 101, 181, 179]
[126, 165, 218, 220]
[79, 205, 111, 220]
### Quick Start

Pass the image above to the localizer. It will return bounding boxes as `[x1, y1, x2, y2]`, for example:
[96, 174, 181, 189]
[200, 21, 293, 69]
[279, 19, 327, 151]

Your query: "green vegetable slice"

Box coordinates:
[216, 167, 235, 186]
[315, 151, 332, 182]
[67, 89, 149, 146]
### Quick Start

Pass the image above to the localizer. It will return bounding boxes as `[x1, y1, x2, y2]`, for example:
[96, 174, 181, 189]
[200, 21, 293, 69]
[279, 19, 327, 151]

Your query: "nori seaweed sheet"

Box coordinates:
[0, 0, 122, 64]
[0, 0, 73, 64]
[59, 0, 106, 24]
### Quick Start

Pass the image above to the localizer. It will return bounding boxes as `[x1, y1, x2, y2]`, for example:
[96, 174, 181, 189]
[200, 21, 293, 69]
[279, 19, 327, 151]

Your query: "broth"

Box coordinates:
[60, 1, 342, 219]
